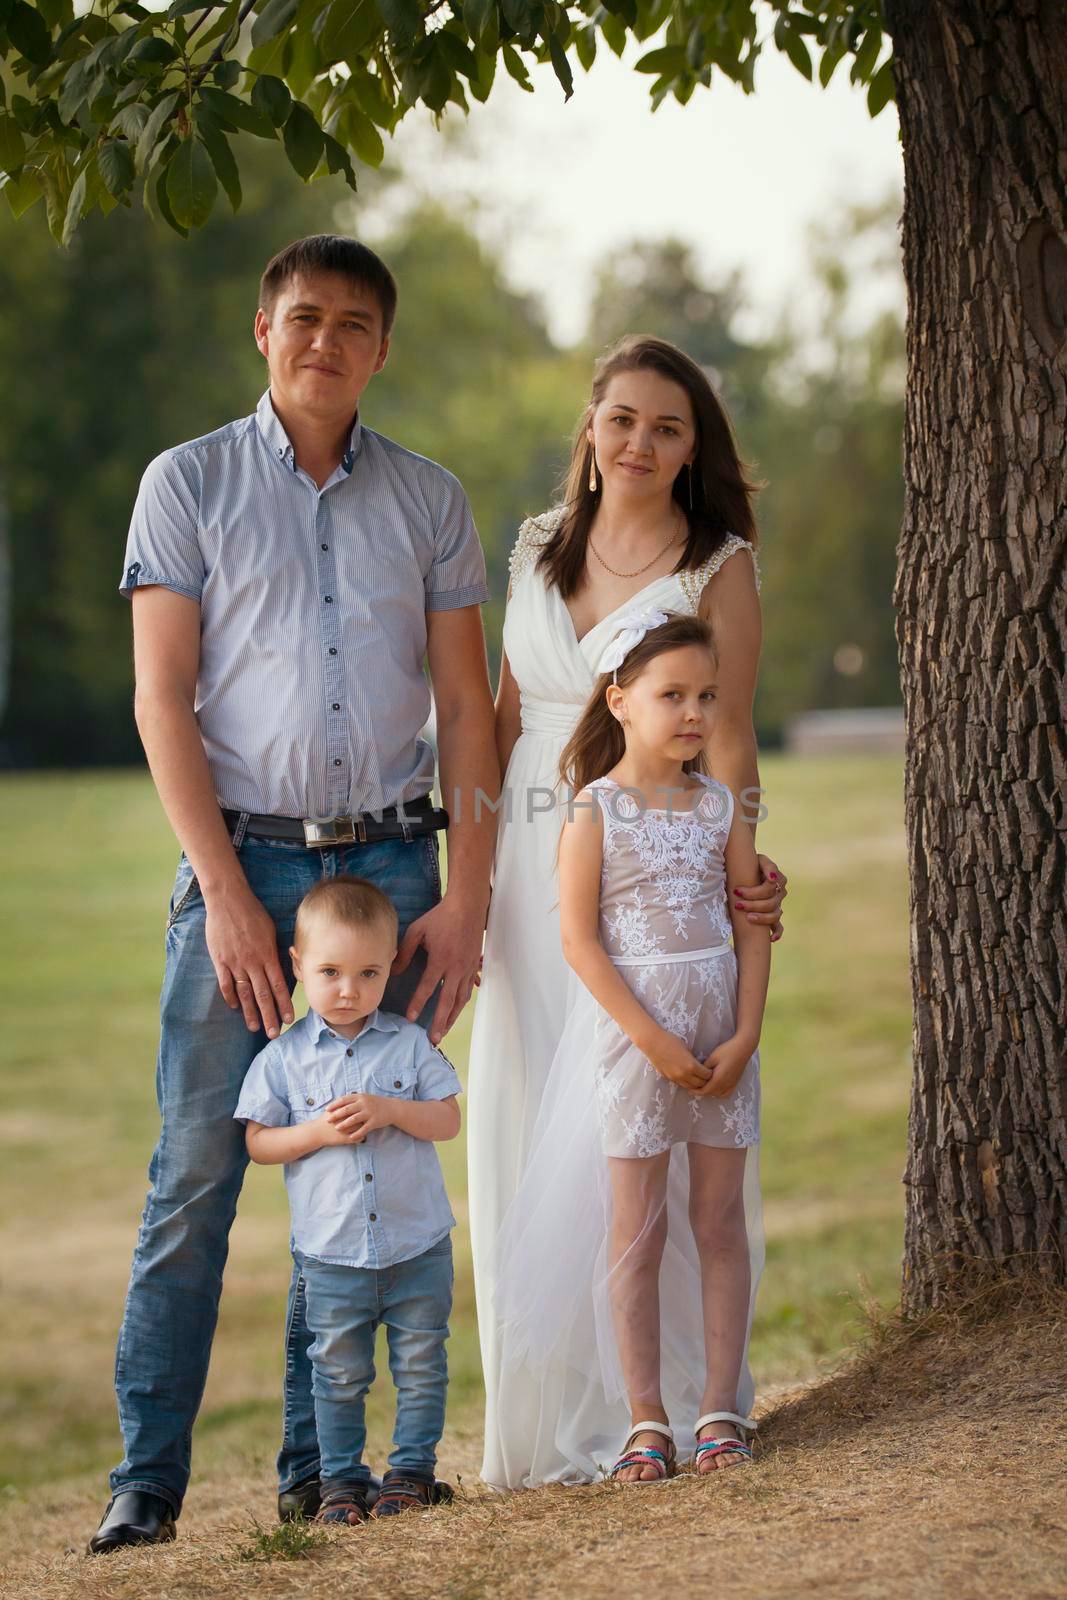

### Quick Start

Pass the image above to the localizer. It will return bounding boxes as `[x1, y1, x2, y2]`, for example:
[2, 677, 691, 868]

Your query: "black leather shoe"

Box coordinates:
[88, 1490, 177, 1554]
[279, 1472, 381, 1521]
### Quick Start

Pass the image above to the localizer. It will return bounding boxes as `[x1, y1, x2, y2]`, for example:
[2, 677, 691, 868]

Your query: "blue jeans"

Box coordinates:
[109, 827, 443, 1515]
[296, 1237, 453, 1488]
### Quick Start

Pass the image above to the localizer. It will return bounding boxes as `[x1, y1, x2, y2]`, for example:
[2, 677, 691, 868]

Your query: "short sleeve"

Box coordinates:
[119, 449, 205, 602]
[234, 1044, 290, 1127]
[410, 1028, 463, 1102]
[424, 469, 489, 612]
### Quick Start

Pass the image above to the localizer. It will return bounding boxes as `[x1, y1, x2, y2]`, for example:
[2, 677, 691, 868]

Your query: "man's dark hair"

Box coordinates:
[259, 234, 398, 336]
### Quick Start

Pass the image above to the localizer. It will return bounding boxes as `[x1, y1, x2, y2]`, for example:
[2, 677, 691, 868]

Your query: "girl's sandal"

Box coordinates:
[693, 1410, 756, 1473]
[314, 1484, 373, 1525]
[609, 1421, 677, 1485]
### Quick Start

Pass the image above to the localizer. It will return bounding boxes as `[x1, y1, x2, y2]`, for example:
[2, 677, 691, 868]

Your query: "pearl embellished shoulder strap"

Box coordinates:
[507, 505, 568, 591]
[676, 534, 761, 610]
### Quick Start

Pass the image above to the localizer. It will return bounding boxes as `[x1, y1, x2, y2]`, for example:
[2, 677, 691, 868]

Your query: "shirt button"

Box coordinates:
[321, 543, 329, 551]
[328, 647, 338, 656]
[332, 703, 340, 711]
[324, 595, 333, 603]
[333, 759, 342, 767]
[346, 1048, 353, 1057]
[364, 1172, 372, 1182]
[369, 1212, 377, 1222]
[394, 1080, 402, 1088]
[305, 1096, 314, 1106]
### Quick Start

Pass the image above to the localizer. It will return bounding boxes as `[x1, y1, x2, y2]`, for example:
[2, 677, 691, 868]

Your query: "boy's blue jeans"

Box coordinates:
[108, 828, 443, 1515]
[296, 1237, 453, 1489]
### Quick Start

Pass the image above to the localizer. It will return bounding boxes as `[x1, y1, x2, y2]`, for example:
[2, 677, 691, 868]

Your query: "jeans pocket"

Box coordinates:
[166, 853, 202, 931]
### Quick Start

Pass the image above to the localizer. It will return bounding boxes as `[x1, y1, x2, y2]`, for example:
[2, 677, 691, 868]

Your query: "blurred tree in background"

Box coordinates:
[0, 155, 902, 764]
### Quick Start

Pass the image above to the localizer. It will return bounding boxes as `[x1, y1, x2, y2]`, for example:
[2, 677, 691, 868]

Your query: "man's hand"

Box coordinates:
[324, 1093, 394, 1143]
[732, 854, 788, 944]
[391, 892, 488, 1044]
[697, 1036, 755, 1098]
[204, 881, 294, 1039]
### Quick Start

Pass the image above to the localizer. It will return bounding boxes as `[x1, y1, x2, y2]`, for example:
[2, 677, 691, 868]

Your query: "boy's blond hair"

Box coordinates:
[294, 875, 399, 948]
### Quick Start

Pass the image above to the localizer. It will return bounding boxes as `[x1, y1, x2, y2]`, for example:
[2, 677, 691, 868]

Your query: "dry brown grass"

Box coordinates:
[3, 1283, 1064, 1600]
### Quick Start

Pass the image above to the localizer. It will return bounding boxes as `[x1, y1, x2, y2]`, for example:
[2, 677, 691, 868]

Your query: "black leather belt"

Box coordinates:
[222, 794, 449, 848]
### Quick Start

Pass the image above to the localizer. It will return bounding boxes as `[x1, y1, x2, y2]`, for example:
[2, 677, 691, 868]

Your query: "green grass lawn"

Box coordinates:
[0, 755, 911, 1498]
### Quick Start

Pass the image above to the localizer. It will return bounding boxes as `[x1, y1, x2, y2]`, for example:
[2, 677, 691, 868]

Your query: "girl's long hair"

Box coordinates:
[538, 335, 760, 599]
[559, 614, 718, 799]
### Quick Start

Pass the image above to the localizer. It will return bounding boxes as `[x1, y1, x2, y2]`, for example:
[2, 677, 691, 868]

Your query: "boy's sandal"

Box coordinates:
[609, 1421, 677, 1485]
[371, 1471, 454, 1518]
[314, 1484, 373, 1525]
[693, 1410, 756, 1471]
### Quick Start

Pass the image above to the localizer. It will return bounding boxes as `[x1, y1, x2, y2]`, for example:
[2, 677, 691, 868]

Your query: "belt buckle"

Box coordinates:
[302, 815, 367, 847]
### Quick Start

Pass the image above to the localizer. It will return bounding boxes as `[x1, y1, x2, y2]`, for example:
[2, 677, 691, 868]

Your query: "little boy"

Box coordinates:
[234, 874, 461, 1525]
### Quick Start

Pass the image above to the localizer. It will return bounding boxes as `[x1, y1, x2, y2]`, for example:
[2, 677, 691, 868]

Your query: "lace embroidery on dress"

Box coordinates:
[676, 534, 761, 609]
[507, 505, 567, 590]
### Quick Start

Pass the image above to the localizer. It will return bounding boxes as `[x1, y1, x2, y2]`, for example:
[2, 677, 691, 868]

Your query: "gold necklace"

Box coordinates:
[588, 518, 685, 578]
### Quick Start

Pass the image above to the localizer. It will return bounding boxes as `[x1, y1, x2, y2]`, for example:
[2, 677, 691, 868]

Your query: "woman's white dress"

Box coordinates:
[467, 506, 762, 1488]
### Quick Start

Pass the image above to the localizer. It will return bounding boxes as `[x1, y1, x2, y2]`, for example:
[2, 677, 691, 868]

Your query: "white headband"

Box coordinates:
[596, 608, 671, 683]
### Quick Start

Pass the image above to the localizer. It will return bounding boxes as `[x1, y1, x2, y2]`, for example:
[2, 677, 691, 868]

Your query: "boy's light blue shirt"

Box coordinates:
[234, 1007, 461, 1270]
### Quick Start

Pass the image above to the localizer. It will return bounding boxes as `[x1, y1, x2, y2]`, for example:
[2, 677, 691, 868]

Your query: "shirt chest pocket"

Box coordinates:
[370, 1062, 417, 1100]
[288, 1077, 338, 1121]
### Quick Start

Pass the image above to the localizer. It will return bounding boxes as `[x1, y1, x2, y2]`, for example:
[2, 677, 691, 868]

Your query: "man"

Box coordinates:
[90, 234, 498, 1553]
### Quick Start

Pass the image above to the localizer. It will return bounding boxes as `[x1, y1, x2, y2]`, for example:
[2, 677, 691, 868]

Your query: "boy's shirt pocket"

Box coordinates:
[369, 1061, 418, 1100]
[286, 1076, 339, 1121]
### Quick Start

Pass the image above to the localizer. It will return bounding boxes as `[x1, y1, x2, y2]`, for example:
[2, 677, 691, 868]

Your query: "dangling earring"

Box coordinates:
[588, 449, 598, 494]
[686, 462, 694, 510]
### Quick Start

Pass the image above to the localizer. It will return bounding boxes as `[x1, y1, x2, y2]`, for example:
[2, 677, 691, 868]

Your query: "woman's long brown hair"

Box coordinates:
[538, 335, 760, 600]
[559, 614, 718, 800]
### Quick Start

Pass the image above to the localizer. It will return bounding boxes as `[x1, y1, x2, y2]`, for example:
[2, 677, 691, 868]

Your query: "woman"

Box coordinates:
[467, 336, 786, 1488]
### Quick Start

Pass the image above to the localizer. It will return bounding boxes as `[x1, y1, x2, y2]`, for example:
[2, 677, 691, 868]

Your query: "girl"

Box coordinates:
[495, 610, 769, 1482]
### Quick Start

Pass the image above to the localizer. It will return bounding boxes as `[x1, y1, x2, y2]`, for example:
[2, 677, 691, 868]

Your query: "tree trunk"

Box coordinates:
[882, 0, 1067, 1311]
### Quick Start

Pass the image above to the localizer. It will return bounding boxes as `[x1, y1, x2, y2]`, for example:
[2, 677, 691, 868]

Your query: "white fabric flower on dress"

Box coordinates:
[596, 608, 671, 679]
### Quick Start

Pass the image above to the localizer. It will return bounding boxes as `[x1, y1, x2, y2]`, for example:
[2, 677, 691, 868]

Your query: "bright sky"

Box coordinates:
[359, 41, 905, 348]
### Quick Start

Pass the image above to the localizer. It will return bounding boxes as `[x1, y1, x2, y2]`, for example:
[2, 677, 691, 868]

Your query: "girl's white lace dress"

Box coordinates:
[467, 506, 763, 1489]
[583, 773, 760, 1157]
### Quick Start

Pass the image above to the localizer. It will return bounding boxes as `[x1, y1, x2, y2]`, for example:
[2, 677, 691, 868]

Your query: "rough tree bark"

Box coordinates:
[883, 0, 1067, 1311]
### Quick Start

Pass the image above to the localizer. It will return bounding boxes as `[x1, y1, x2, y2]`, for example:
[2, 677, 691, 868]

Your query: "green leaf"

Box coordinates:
[0, 113, 26, 170]
[634, 44, 686, 75]
[282, 100, 323, 178]
[468, 46, 496, 102]
[98, 137, 134, 196]
[213, 58, 242, 89]
[128, 35, 180, 68]
[600, 13, 626, 56]
[198, 85, 275, 137]
[867, 58, 895, 116]
[573, 24, 595, 72]
[2, 164, 43, 217]
[149, 160, 188, 235]
[252, 72, 292, 124]
[463, 0, 497, 48]
[36, 0, 71, 26]
[777, 24, 812, 82]
[377, 0, 422, 45]
[165, 135, 217, 226]
[8, 1, 52, 64]
[112, 102, 149, 141]
[250, 0, 300, 50]
[195, 109, 242, 209]
[336, 100, 384, 163]
[818, 40, 845, 89]
[501, 43, 532, 90]
[136, 91, 180, 171]
[321, 0, 381, 60]
[167, 0, 212, 14]
[851, 25, 882, 84]
[61, 164, 88, 246]
[547, 32, 572, 99]
[321, 129, 356, 189]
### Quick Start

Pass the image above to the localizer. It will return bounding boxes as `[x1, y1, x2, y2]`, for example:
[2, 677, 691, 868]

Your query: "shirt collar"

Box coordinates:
[308, 1006, 400, 1043]
[255, 389, 362, 476]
